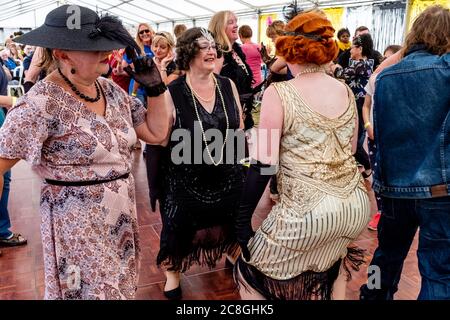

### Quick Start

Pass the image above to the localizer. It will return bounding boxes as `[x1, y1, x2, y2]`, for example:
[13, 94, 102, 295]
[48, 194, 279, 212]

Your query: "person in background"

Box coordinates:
[143, 31, 179, 167]
[21, 47, 49, 93]
[209, 10, 254, 130]
[7, 42, 23, 62]
[122, 23, 155, 151]
[265, 20, 292, 84]
[108, 49, 131, 92]
[0, 63, 27, 252]
[0, 49, 17, 73]
[152, 31, 179, 85]
[338, 26, 382, 70]
[122, 23, 155, 104]
[336, 28, 351, 59]
[360, 5, 450, 300]
[363, 44, 402, 232]
[264, 20, 286, 57]
[382, 45, 402, 61]
[173, 24, 187, 41]
[22, 45, 35, 73]
[333, 33, 375, 183]
[238, 25, 263, 88]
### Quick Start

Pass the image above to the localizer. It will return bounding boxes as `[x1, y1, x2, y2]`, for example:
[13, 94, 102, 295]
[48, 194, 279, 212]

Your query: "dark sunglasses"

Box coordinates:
[139, 29, 151, 35]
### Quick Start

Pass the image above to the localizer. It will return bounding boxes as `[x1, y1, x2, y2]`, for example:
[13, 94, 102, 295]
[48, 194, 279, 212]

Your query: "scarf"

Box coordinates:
[337, 40, 352, 51]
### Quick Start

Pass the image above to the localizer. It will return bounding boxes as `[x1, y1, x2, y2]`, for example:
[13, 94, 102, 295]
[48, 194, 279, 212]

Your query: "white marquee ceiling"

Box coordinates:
[0, 0, 397, 28]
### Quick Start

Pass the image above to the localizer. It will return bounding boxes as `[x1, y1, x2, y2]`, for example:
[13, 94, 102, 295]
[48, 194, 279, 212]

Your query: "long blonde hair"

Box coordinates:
[135, 23, 155, 55]
[208, 11, 234, 52]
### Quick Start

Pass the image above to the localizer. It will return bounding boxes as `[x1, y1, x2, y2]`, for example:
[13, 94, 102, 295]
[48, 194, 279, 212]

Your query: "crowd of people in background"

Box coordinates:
[0, 1, 448, 301]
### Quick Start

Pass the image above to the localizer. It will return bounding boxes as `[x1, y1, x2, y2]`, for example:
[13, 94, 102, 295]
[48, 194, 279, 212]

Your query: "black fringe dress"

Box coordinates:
[156, 74, 245, 272]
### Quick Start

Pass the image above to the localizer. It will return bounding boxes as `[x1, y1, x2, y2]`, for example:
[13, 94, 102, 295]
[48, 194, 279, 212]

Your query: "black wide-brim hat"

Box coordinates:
[14, 5, 139, 52]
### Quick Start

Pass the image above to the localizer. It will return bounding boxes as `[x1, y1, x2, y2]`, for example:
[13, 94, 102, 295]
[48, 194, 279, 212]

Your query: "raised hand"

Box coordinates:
[161, 51, 174, 69]
[123, 46, 167, 97]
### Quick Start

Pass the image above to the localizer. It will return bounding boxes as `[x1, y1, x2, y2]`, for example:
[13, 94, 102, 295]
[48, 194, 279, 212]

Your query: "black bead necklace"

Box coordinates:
[58, 68, 101, 103]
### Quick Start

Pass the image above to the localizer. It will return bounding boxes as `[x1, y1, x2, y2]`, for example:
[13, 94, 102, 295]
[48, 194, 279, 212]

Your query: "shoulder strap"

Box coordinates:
[342, 82, 357, 120]
[272, 81, 294, 134]
[168, 76, 196, 130]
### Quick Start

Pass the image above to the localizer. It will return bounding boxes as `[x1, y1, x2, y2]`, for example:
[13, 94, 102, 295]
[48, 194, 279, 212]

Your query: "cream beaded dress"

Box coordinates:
[236, 80, 371, 300]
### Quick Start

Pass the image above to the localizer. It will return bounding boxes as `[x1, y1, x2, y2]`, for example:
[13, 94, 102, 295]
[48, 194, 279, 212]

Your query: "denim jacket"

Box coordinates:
[373, 48, 450, 198]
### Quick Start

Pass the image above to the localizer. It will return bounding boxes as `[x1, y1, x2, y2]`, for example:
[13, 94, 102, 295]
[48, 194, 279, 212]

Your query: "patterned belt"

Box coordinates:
[45, 172, 130, 186]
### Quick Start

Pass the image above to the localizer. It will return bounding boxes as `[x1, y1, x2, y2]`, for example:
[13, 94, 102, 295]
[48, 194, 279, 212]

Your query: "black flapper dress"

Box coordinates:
[156, 74, 245, 272]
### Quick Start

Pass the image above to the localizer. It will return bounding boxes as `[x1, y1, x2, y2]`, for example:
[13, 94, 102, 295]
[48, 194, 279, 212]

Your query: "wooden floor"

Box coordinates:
[0, 147, 421, 300]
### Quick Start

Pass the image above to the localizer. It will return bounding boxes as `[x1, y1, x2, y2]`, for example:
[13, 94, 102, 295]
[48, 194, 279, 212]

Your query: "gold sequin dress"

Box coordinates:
[237, 81, 371, 300]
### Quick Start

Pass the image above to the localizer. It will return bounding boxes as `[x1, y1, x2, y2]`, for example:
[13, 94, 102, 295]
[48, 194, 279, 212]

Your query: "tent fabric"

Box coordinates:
[372, 3, 406, 53]
[1, 0, 445, 49]
[0, 1, 413, 28]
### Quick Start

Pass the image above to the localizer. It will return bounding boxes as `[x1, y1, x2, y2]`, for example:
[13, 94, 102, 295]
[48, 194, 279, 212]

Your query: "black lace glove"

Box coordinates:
[236, 160, 275, 260]
[123, 46, 167, 97]
[145, 144, 165, 212]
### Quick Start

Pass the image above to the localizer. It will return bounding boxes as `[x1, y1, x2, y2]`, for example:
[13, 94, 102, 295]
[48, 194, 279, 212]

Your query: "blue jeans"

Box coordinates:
[0, 171, 12, 239]
[360, 196, 450, 300]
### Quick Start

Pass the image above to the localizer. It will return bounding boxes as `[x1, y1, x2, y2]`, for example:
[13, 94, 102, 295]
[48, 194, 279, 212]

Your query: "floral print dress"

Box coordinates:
[0, 78, 146, 299]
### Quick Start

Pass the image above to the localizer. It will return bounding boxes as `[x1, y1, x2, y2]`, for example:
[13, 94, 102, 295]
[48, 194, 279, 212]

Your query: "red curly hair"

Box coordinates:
[276, 10, 338, 65]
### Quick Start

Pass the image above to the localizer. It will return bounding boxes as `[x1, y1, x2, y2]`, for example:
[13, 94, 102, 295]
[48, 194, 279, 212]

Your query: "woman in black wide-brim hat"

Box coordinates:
[0, 5, 172, 299]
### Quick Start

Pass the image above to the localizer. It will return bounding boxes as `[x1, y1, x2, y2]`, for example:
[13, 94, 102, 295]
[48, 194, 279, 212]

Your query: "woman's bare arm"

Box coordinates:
[251, 85, 283, 165]
[135, 91, 174, 146]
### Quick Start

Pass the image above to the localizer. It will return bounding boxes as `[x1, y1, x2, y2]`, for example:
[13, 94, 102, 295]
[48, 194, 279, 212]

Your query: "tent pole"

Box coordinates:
[403, 0, 411, 38]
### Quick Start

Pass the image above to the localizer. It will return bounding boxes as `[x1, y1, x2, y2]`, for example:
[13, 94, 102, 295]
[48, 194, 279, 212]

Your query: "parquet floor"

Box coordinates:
[0, 147, 420, 300]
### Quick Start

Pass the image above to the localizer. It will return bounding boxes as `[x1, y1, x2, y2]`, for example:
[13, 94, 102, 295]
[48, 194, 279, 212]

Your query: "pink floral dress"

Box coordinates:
[0, 78, 146, 299]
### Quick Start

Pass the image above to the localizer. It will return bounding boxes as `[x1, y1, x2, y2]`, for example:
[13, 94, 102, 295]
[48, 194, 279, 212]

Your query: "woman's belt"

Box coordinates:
[45, 172, 130, 186]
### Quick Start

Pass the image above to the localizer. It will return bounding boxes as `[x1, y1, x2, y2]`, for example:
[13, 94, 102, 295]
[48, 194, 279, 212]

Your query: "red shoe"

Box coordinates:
[368, 212, 381, 231]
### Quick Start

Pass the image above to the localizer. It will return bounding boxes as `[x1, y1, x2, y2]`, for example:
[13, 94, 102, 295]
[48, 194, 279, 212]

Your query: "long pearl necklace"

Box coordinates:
[186, 74, 229, 166]
[187, 75, 216, 102]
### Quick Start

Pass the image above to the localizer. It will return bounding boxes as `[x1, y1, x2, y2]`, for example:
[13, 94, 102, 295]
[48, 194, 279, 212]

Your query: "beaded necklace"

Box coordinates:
[187, 75, 216, 102]
[186, 74, 229, 166]
[58, 68, 100, 103]
[295, 65, 326, 78]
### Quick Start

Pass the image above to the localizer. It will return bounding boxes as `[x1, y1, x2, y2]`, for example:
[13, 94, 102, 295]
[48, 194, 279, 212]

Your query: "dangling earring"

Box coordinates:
[71, 68, 76, 74]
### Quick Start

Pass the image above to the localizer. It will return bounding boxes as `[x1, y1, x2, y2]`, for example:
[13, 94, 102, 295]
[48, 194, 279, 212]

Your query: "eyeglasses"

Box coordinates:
[197, 42, 218, 52]
[139, 29, 151, 35]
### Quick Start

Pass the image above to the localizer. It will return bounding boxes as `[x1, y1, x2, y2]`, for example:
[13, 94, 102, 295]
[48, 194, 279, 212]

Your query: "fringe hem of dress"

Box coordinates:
[157, 237, 239, 273]
[234, 246, 366, 300]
